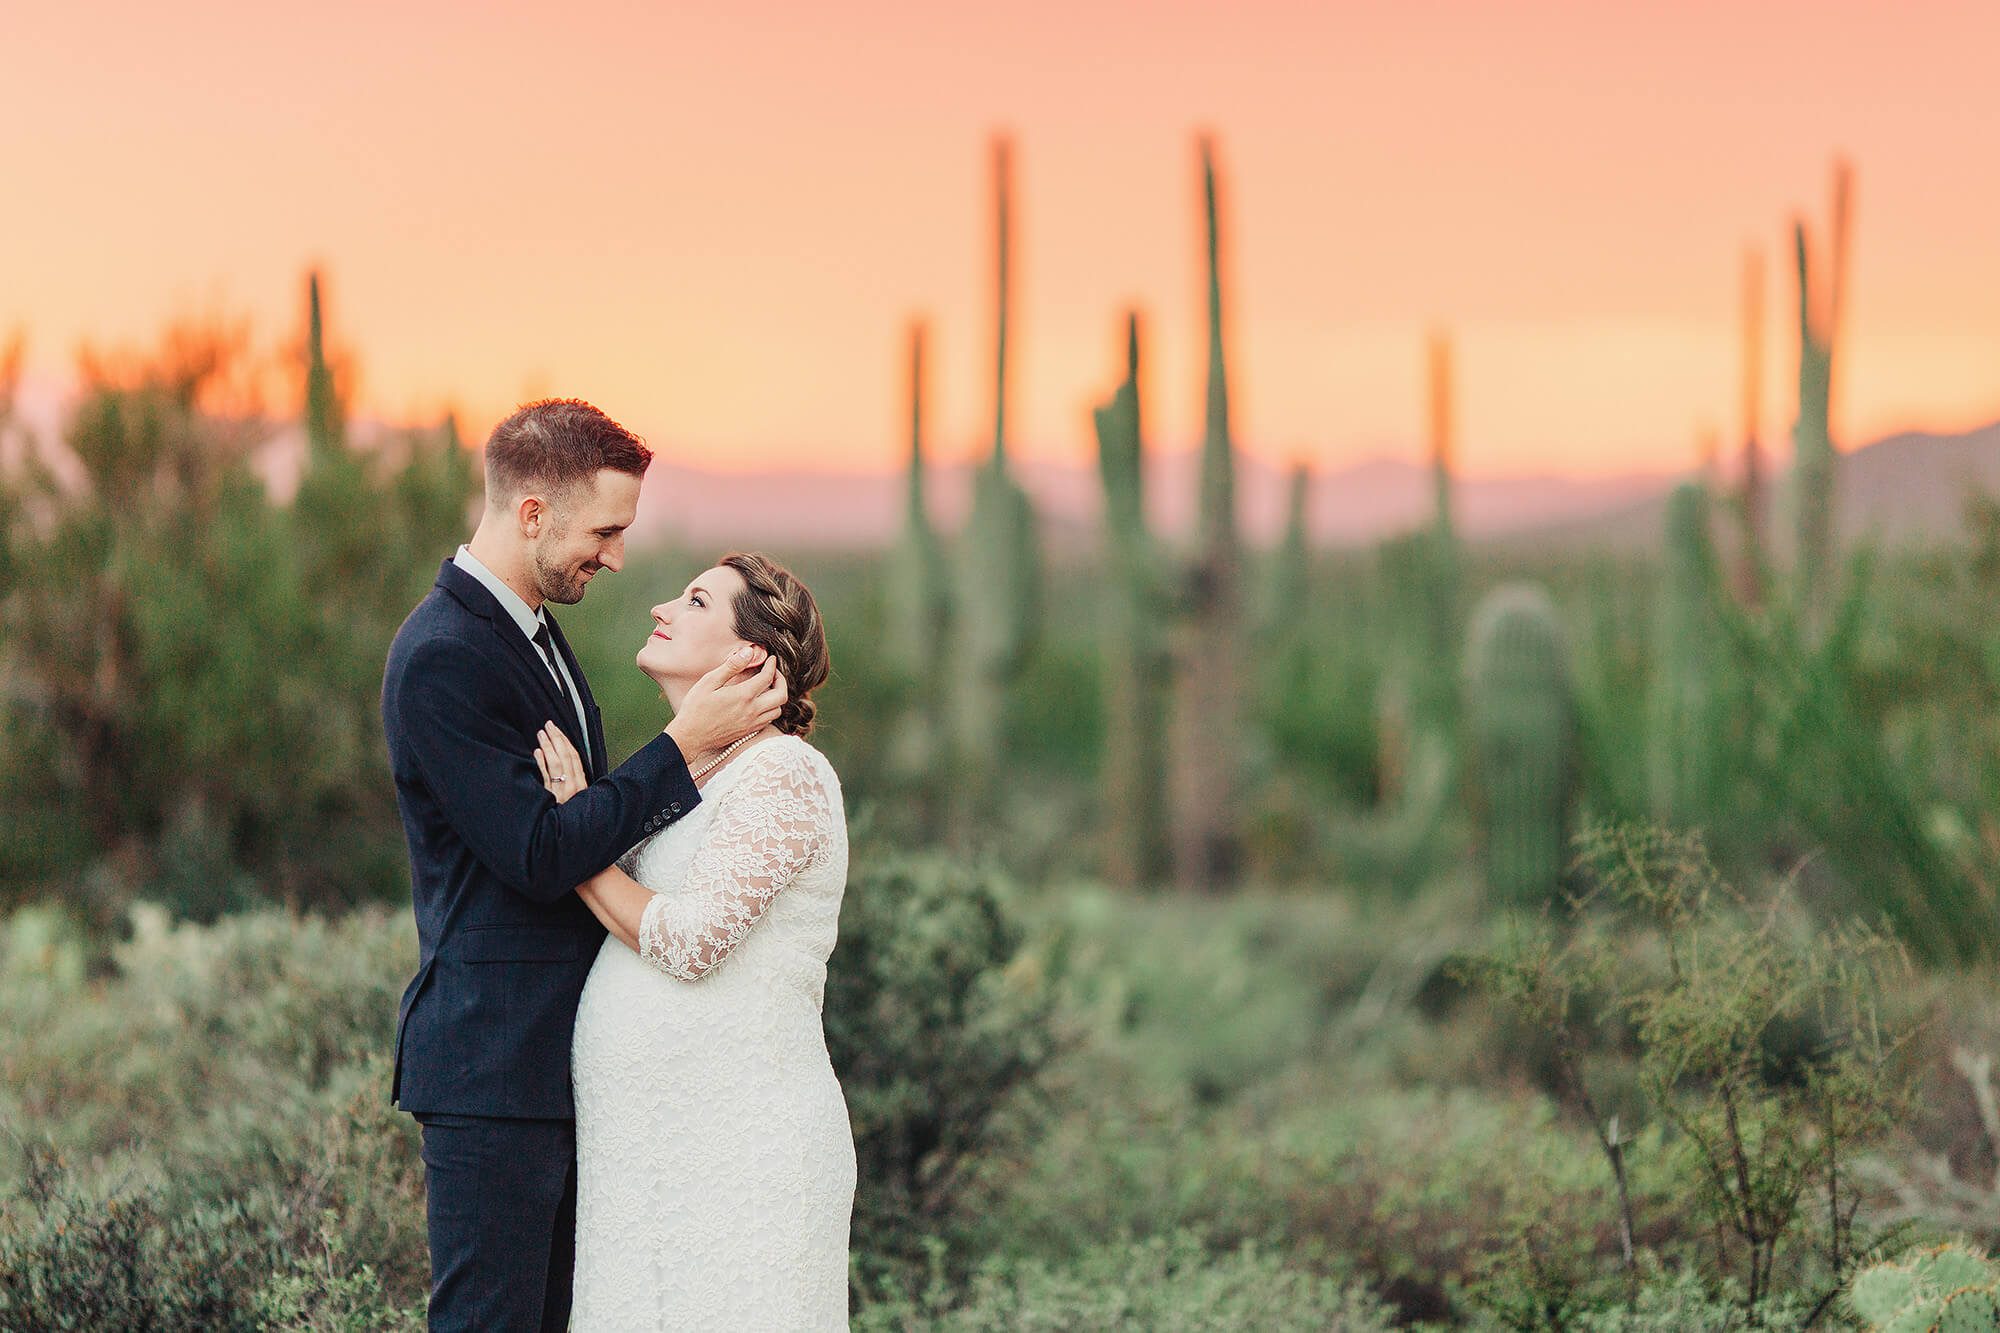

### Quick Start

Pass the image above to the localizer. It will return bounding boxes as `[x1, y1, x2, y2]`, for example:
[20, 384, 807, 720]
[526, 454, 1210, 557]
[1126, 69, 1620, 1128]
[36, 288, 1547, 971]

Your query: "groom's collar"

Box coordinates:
[434, 557, 508, 627]
[452, 544, 543, 643]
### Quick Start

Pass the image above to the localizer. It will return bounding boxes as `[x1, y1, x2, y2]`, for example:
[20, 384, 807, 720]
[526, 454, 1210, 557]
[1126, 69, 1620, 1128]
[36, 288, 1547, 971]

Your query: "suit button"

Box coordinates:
[669, 803, 682, 815]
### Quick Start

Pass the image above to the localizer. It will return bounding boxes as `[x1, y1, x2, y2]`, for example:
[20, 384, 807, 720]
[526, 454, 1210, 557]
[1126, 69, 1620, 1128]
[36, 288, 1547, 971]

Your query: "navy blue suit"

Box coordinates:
[382, 558, 701, 1330]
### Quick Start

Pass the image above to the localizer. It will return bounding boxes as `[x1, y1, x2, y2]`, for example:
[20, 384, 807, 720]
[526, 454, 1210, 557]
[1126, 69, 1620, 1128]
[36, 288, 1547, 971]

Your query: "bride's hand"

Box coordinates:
[534, 723, 588, 804]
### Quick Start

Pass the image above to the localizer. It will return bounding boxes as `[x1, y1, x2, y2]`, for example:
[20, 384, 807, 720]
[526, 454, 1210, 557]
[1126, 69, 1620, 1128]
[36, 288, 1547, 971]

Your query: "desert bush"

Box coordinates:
[0, 1142, 263, 1331]
[1563, 1266, 1810, 1332]
[825, 845, 1067, 1287]
[1465, 824, 1920, 1321]
[0, 904, 412, 1179]
[252, 1210, 423, 1332]
[979, 880, 1677, 1322]
[0, 316, 472, 921]
[854, 1229, 1394, 1332]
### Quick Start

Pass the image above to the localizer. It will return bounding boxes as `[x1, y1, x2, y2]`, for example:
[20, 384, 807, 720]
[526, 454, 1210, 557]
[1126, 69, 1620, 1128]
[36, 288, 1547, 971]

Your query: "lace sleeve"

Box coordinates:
[636, 743, 833, 981]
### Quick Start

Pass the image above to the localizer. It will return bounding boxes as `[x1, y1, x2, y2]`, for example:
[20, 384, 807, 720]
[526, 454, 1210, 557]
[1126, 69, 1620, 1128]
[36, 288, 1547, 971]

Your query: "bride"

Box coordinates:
[534, 551, 855, 1330]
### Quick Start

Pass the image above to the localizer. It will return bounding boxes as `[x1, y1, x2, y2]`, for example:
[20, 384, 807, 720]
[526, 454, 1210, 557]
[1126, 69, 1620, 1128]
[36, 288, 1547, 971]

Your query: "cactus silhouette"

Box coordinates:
[304, 268, 341, 462]
[1167, 134, 1245, 889]
[1648, 482, 1722, 825]
[1263, 461, 1310, 646]
[1427, 328, 1456, 551]
[1092, 312, 1170, 884]
[1464, 583, 1579, 907]
[1373, 330, 1464, 806]
[1418, 328, 1463, 735]
[888, 320, 953, 814]
[950, 135, 1041, 836]
[1791, 158, 1851, 631]
[1737, 245, 1768, 606]
[292, 269, 378, 588]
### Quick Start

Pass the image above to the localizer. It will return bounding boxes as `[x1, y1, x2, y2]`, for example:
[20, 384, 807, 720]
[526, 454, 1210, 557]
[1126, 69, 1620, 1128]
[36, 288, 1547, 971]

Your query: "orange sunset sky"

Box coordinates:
[4, 0, 1998, 479]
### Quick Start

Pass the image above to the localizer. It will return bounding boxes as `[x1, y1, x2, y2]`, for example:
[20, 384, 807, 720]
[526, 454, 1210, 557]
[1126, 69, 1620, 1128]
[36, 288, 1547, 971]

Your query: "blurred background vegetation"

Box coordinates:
[6, 140, 2000, 1329]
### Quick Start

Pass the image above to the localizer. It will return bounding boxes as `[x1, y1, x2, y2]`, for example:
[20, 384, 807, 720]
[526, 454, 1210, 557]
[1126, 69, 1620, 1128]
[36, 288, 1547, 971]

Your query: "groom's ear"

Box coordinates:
[515, 493, 547, 539]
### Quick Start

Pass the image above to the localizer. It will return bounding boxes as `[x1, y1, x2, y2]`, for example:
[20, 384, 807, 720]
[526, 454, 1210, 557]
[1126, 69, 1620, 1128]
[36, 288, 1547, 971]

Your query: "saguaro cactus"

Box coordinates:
[950, 136, 1041, 835]
[1648, 482, 1721, 825]
[1263, 461, 1310, 645]
[1465, 583, 1579, 908]
[305, 269, 341, 461]
[1419, 328, 1463, 730]
[1168, 134, 1245, 890]
[1736, 246, 1766, 606]
[1093, 312, 1170, 884]
[1791, 158, 1852, 631]
[1427, 328, 1456, 549]
[292, 269, 377, 587]
[888, 321, 953, 806]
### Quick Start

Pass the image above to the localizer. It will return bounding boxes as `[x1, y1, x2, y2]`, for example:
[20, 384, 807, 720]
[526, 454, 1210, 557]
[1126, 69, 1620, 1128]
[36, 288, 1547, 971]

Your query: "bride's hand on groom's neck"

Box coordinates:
[664, 648, 790, 765]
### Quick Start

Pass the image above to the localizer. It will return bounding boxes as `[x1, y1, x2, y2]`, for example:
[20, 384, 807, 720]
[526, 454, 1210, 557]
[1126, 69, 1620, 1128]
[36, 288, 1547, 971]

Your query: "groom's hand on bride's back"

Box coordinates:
[664, 645, 789, 764]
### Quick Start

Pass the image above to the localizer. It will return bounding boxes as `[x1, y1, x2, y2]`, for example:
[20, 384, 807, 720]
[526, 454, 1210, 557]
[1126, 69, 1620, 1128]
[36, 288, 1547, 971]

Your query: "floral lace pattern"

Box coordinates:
[635, 741, 835, 980]
[570, 735, 854, 1331]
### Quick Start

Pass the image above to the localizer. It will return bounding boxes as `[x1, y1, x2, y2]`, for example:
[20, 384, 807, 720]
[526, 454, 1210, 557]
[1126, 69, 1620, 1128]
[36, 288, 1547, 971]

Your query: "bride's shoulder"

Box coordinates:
[756, 732, 836, 792]
[742, 733, 841, 789]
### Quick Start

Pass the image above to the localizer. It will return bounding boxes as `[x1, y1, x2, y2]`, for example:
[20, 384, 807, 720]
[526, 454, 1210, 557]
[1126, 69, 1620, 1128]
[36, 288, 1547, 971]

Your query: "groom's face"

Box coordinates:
[530, 468, 642, 605]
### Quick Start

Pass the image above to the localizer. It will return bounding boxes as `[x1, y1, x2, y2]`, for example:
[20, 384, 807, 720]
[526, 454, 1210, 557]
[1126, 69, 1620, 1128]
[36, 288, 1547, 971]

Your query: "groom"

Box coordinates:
[381, 398, 786, 1332]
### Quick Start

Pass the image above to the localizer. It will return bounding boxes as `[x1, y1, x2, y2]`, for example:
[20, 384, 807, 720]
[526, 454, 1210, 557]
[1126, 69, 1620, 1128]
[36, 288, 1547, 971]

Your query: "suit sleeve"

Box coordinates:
[393, 635, 702, 903]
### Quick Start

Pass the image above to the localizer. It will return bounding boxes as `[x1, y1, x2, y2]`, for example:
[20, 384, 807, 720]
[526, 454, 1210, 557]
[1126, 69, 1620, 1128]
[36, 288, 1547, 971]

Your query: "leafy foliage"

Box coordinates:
[825, 845, 1066, 1286]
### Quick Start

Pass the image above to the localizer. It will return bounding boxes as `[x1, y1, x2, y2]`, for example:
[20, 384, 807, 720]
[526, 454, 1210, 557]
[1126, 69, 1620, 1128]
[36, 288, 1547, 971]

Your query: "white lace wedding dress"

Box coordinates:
[570, 734, 855, 1330]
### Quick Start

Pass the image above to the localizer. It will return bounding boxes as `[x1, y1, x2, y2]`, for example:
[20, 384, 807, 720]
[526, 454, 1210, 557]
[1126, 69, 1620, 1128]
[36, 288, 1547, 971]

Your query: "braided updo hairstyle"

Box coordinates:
[720, 552, 829, 737]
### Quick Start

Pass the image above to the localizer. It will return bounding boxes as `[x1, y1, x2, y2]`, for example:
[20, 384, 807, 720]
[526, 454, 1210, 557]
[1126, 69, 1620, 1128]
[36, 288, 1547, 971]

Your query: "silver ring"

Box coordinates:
[555, 773, 569, 782]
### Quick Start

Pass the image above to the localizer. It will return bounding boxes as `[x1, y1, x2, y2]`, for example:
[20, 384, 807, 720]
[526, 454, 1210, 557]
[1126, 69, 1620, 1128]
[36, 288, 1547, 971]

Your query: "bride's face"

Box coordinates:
[636, 564, 753, 687]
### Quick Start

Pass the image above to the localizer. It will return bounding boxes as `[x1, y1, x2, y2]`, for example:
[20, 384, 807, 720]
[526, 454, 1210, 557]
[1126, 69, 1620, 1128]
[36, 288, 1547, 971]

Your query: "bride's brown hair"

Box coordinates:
[720, 552, 829, 737]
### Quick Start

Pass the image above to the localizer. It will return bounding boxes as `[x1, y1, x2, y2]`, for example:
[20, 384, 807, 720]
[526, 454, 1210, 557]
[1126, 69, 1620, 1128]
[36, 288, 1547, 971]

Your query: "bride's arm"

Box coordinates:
[542, 729, 832, 982]
[575, 872, 646, 954]
[535, 725, 651, 955]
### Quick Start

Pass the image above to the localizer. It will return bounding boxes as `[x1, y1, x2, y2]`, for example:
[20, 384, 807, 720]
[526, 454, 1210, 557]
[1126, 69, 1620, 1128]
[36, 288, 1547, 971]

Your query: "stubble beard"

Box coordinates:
[533, 547, 592, 605]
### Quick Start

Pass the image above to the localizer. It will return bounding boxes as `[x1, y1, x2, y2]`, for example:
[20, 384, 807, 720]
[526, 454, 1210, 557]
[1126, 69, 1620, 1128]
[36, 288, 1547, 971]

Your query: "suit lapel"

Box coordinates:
[496, 616, 576, 733]
[434, 559, 600, 770]
[542, 612, 606, 778]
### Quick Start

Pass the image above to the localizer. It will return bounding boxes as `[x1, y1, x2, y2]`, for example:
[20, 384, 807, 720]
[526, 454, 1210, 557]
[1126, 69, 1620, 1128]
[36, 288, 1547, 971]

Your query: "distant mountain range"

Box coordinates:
[21, 379, 1998, 554]
[634, 420, 2000, 555]
[1512, 420, 2000, 553]
[630, 451, 1674, 553]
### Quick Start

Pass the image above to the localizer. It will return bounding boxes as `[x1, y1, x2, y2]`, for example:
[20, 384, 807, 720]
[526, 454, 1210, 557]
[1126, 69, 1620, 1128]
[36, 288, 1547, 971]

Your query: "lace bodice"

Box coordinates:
[628, 735, 841, 981]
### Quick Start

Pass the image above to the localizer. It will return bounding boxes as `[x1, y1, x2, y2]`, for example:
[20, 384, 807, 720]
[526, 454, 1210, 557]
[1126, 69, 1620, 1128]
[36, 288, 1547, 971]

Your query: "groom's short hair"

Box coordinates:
[483, 398, 652, 504]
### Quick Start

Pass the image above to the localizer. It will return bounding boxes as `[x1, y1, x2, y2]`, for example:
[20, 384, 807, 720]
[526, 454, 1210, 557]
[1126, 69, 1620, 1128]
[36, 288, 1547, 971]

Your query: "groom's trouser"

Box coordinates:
[416, 1114, 576, 1333]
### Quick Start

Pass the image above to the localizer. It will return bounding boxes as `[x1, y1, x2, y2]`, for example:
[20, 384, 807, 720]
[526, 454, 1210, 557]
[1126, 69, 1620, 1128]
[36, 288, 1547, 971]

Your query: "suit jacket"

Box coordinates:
[381, 558, 701, 1118]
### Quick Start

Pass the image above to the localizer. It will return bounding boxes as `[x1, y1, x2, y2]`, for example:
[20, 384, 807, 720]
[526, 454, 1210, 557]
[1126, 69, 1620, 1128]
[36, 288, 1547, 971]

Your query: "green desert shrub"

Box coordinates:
[0, 904, 413, 1179]
[252, 1210, 423, 1332]
[0, 1144, 264, 1331]
[0, 317, 474, 922]
[0, 905, 430, 1313]
[1464, 823, 1919, 1319]
[825, 845, 1067, 1287]
[855, 1229, 1394, 1332]
[1564, 1266, 1812, 1332]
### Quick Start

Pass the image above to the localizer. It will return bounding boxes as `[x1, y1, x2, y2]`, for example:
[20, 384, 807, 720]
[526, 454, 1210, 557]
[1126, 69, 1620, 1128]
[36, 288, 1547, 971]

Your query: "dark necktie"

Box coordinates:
[532, 620, 590, 765]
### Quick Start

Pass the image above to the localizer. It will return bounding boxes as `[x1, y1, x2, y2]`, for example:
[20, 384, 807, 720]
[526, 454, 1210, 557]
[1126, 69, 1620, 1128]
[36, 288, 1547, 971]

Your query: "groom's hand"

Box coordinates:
[665, 647, 789, 764]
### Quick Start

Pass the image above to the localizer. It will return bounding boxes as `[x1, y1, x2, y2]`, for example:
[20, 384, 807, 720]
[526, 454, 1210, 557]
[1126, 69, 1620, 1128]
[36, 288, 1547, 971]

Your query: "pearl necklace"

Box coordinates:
[691, 732, 760, 782]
